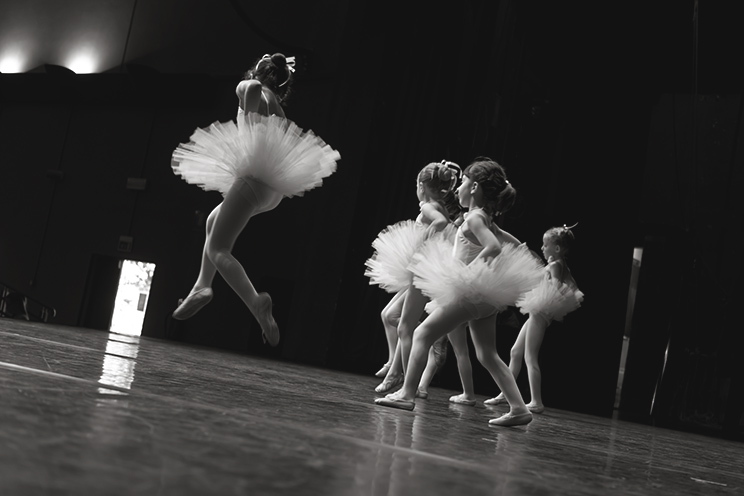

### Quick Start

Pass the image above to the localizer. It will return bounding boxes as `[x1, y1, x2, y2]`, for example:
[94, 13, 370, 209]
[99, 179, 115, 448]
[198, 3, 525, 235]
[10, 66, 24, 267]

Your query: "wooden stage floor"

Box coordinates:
[1, 319, 742, 495]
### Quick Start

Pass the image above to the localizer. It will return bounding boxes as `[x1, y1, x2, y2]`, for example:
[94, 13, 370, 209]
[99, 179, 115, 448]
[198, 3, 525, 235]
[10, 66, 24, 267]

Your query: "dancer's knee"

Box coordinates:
[397, 322, 414, 340]
[206, 246, 232, 271]
[412, 326, 435, 350]
[475, 348, 503, 370]
[510, 346, 522, 363]
[474, 346, 489, 365]
[381, 309, 400, 329]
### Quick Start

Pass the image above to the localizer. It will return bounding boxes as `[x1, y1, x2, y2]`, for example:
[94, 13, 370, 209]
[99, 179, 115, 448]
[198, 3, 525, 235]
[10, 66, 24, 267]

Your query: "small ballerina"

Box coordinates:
[485, 224, 584, 413]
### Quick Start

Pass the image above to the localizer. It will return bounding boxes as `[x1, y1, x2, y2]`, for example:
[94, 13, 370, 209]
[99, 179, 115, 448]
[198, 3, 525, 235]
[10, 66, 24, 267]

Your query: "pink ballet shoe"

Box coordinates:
[375, 396, 415, 411]
[484, 395, 508, 406]
[416, 389, 429, 399]
[375, 373, 403, 394]
[488, 411, 533, 427]
[449, 394, 476, 406]
[255, 293, 280, 347]
[172, 288, 213, 320]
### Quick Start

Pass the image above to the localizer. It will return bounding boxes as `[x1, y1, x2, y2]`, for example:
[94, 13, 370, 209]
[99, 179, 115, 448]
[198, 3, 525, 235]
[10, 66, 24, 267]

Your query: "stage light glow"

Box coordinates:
[65, 51, 98, 74]
[0, 55, 24, 73]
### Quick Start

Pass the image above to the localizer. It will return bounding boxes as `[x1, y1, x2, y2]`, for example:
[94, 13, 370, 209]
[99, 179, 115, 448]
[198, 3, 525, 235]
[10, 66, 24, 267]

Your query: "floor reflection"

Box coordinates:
[360, 409, 425, 496]
[98, 333, 140, 394]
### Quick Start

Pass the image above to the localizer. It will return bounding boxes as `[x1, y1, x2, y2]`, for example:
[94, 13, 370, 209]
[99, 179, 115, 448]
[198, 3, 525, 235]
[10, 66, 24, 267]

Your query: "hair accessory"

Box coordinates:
[285, 56, 296, 73]
[440, 160, 462, 193]
[442, 160, 462, 177]
[278, 56, 295, 87]
[563, 222, 579, 230]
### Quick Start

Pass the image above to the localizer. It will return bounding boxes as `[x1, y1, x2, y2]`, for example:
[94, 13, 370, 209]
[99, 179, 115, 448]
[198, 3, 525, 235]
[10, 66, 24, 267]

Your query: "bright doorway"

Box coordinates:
[109, 260, 156, 336]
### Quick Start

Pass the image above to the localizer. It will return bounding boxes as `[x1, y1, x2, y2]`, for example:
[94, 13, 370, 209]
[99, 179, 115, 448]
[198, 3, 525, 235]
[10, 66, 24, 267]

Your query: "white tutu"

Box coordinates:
[365, 219, 440, 293]
[516, 276, 584, 322]
[172, 113, 340, 197]
[411, 239, 544, 314]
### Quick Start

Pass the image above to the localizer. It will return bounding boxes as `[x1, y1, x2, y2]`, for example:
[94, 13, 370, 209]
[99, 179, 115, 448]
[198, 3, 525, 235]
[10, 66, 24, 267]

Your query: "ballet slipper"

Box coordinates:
[255, 293, 280, 347]
[172, 288, 213, 320]
[375, 362, 392, 378]
[484, 395, 508, 406]
[488, 411, 533, 427]
[449, 394, 476, 406]
[528, 404, 545, 414]
[416, 389, 428, 399]
[375, 373, 403, 394]
[375, 396, 415, 411]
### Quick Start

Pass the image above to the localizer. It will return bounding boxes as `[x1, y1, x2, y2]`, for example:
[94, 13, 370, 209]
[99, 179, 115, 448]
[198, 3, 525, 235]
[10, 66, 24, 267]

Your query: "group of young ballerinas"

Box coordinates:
[365, 159, 584, 426]
[167, 52, 583, 429]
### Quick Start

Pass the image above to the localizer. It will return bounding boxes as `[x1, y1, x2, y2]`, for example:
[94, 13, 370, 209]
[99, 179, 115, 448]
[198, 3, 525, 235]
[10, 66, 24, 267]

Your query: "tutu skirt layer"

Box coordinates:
[516, 277, 584, 322]
[364, 220, 428, 293]
[172, 113, 340, 197]
[411, 240, 544, 314]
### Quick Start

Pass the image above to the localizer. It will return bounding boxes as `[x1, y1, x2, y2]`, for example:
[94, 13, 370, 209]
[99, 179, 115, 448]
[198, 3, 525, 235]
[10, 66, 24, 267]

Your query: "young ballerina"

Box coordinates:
[485, 224, 584, 412]
[375, 158, 543, 426]
[365, 161, 458, 377]
[387, 162, 460, 376]
[366, 161, 475, 404]
[170, 53, 341, 346]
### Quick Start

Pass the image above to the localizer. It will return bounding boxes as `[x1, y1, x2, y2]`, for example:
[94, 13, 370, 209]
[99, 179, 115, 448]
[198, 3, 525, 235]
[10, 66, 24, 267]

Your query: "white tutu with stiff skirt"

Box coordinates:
[516, 276, 584, 322]
[364, 220, 428, 293]
[411, 239, 544, 313]
[172, 113, 340, 197]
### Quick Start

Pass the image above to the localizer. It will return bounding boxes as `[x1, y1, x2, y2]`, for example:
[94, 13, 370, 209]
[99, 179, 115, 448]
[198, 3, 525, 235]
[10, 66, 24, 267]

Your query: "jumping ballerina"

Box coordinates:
[171, 53, 341, 346]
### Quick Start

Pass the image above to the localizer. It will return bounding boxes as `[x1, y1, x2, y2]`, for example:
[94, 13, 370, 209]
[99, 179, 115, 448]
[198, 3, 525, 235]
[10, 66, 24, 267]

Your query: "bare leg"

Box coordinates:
[523, 314, 549, 411]
[416, 345, 440, 398]
[193, 204, 221, 290]
[447, 324, 476, 404]
[509, 323, 527, 380]
[468, 315, 532, 426]
[396, 284, 428, 373]
[204, 179, 282, 345]
[172, 205, 221, 320]
[376, 289, 406, 377]
[485, 319, 527, 405]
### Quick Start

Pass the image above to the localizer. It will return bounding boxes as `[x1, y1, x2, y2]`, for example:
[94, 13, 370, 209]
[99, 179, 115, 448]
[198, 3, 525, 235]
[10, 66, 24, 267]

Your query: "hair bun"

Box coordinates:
[271, 53, 287, 68]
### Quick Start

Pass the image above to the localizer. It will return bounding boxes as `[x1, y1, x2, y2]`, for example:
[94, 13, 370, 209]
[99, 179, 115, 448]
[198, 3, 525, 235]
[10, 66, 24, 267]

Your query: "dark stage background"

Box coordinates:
[1, 0, 742, 440]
